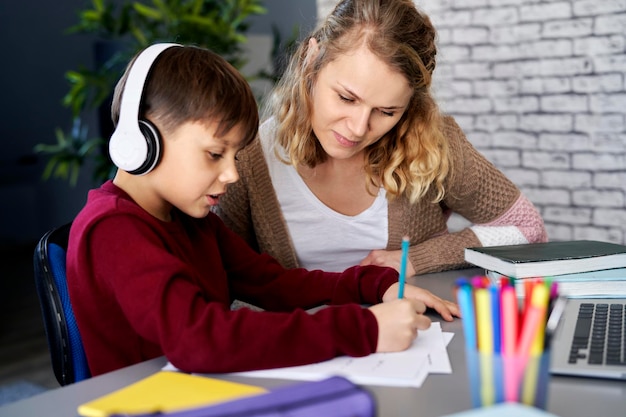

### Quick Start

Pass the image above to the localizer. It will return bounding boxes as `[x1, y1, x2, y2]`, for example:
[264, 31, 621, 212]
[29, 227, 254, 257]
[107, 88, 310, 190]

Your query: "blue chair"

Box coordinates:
[33, 223, 90, 386]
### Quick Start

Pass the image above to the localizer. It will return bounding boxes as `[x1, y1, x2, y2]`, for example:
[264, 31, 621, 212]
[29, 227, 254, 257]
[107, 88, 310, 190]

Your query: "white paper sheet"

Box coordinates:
[228, 322, 452, 388]
[163, 323, 454, 388]
[426, 326, 453, 374]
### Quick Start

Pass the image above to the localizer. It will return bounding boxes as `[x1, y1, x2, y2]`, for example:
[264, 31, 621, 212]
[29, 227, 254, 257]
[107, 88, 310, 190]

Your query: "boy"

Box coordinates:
[67, 44, 459, 377]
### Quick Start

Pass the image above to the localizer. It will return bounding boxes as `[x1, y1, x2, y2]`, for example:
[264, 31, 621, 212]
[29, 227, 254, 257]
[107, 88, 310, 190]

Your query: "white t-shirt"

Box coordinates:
[261, 133, 388, 272]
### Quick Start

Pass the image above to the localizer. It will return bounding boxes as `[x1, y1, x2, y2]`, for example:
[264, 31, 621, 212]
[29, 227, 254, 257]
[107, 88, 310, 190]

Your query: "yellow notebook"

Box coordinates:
[77, 371, 267, 417]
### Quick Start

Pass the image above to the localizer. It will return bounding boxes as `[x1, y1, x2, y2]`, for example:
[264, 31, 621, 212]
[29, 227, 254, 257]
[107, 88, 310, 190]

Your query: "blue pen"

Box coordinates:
[490, 282, 501, 354]
[398, 236, 410, 298]
[456, 281, 477, 350]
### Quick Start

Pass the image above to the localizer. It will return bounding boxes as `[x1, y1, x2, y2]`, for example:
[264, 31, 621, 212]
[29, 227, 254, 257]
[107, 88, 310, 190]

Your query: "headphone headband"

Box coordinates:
[109, 43, 182, 174]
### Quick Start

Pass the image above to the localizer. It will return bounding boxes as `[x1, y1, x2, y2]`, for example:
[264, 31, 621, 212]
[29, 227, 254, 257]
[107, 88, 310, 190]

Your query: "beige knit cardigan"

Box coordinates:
[216, 116, 531, 275]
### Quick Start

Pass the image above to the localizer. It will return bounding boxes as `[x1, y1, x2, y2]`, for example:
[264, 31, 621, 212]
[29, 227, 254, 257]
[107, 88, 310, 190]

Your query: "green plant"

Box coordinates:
[36, 0, 266, 185]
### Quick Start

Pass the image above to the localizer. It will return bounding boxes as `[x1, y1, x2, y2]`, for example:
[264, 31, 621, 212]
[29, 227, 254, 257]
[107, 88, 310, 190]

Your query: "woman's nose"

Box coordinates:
[349, 107, 371, 137]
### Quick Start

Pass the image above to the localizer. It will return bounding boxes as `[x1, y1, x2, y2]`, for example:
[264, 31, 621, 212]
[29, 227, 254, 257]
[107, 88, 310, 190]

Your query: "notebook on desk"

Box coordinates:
[549, 297, 626, 380]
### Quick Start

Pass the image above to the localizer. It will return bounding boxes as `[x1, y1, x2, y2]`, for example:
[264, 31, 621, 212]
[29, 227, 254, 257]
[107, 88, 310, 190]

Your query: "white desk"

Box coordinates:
[1, 268, 624, 417]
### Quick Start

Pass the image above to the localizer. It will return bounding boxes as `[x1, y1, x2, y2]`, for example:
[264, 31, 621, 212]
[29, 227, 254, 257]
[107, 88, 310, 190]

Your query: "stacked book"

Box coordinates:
[464, 240, 626, 298]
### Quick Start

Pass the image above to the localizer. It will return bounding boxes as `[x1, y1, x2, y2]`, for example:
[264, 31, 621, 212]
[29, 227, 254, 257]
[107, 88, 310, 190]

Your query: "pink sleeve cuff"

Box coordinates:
[477, 194, 548, 244]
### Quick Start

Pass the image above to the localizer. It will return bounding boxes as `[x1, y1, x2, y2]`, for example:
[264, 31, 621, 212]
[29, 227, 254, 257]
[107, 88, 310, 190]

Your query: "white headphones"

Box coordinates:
[108, 43, 182, 175]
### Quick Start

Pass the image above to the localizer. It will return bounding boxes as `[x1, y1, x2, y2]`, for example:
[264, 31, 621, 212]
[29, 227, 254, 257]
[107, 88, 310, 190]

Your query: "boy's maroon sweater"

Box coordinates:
[67, 180, 398, 376]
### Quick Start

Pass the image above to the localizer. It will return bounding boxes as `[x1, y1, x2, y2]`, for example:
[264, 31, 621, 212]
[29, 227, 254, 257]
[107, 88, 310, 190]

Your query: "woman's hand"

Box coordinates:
[360, 249, 416, 277]
[382, 283, 460, 322]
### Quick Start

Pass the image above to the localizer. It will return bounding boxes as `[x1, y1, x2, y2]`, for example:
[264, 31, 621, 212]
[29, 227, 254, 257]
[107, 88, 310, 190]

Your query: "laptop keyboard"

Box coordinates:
[569, 302, 626, 366]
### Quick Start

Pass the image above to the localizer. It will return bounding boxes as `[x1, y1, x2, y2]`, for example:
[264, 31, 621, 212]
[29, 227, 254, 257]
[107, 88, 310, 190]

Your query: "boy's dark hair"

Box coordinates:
[112, 45, 259, 148]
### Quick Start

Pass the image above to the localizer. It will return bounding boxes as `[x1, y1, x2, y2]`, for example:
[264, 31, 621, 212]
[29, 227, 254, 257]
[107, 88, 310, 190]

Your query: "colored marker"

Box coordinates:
[530, 281, 550, 355]
[501, 285, 519, 356]
[475, 287, 494, 354]
[456, 280, 477, 350]
[471, 275, 488, 288]
[479, 352, 495, 406]
[465, 349, 482, 407]
[523, 280, 534, 313]
[533, 352, 551, 409]
[398, 236, 410, 299]
[522, 353, 540, 406]
[517, 284, 549, 356]
[503, 354, 523, 402]
[455, 277, 470, 287]
[490, 283, 501, 354]
[548, 280, 559, 316]
[493, 352, 505, 403]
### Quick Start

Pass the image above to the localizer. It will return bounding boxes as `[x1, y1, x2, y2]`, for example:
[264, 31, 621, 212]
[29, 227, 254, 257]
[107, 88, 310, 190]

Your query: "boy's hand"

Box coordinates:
[368, 299, 431, 352]
[382, 283, 461, 322]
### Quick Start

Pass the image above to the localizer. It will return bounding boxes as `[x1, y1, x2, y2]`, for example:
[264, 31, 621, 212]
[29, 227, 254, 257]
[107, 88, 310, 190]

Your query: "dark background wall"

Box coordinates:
[0, 0, 316, 245]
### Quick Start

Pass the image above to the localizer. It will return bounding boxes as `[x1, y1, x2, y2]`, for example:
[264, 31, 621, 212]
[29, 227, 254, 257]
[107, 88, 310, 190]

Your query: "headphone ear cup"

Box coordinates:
[121, 119, 162, 176]
[108, 43, 180, 176]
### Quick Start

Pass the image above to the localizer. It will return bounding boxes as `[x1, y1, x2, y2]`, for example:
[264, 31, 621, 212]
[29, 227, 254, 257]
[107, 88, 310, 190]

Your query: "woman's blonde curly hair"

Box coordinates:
[263, 0, 451, 204]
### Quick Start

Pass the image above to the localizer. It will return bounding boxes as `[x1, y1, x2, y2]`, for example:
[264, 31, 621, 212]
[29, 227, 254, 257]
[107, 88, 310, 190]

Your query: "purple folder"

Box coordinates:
[111, 376, 376, 417]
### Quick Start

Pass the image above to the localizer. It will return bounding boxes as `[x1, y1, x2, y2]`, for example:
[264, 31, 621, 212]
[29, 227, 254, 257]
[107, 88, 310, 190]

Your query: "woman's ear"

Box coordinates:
[305, 37, 320, 67]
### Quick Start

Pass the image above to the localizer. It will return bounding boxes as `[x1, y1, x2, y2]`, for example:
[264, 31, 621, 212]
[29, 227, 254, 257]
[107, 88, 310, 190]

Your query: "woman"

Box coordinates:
[216, 0, 547, 277]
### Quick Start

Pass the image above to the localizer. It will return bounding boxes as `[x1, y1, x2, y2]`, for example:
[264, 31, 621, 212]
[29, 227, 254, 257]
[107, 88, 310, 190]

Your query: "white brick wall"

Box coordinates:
[417, 0, 626, 244]
[315, 1, 626, 244]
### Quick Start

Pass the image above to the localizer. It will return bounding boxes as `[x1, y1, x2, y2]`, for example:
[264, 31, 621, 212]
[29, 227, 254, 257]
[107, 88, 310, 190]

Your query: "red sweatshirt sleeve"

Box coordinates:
[69, 208, 398, 375]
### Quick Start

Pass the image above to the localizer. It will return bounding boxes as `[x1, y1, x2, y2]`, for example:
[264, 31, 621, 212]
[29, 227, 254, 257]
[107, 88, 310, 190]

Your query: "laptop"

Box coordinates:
[548, 296, 626, 380]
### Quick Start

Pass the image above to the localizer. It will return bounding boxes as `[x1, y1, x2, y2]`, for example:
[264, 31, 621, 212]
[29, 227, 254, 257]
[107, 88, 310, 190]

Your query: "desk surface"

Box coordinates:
[1, 268, 624, 417]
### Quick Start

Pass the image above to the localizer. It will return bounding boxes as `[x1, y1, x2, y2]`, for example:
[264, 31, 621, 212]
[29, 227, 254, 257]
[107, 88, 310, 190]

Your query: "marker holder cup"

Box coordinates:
[465, 349, 551, 409]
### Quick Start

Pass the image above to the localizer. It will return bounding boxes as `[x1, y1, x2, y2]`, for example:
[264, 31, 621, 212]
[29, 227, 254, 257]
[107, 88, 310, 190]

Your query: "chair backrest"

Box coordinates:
[33, 222, 90, 386]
